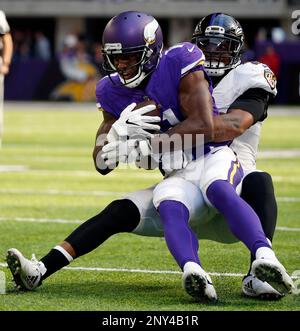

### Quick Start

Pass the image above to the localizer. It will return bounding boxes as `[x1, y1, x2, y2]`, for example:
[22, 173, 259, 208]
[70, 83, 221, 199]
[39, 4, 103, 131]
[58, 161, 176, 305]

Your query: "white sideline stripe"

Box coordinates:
[0, 262, 299, 279]
[1, 217, 300, 232]
[0, 188, 299, 203]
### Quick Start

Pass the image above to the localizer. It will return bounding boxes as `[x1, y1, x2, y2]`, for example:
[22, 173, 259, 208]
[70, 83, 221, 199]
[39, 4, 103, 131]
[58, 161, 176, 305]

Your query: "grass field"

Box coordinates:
[0, 104, 299, 311]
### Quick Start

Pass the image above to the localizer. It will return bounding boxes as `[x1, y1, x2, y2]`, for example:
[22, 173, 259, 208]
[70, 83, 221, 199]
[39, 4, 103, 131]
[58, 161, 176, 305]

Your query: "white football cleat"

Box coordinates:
[6, 248, 43, 291]
[182, 262, 218, 303]
[242, 275, 284, 300]
[251, 257, 295, 295]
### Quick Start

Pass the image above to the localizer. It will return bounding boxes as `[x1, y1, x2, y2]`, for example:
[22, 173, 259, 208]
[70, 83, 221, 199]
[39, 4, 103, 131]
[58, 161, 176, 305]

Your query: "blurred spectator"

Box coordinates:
[256, 27, 267, 42]
[91, 42, 106, 77]
[34, 31, 51, 60]
[241, 42, 256, 63]
[271, 27, 285, 44]
[12, 29, 33, 62]
[51, 33, 99, 102]
[18, 42, 31, 61]
[258, 44, 281, 78]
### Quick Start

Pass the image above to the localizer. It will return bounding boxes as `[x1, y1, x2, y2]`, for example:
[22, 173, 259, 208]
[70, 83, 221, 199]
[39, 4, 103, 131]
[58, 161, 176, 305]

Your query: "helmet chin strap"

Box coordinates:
[118, 47, 149, 88]
[119, 69, 147, 88]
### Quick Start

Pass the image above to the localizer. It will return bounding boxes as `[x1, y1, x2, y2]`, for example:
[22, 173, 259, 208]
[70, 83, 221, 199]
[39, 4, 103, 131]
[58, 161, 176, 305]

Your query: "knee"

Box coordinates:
[206, 180, 237, 208]
[153, 177, 203, 216]
[242, 171, 274, 197]
[104, 199, 140, 232]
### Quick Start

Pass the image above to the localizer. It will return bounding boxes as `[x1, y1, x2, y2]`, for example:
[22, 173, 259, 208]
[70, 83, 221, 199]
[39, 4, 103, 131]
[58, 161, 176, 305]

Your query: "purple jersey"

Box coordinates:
[96, 42, 221, 156]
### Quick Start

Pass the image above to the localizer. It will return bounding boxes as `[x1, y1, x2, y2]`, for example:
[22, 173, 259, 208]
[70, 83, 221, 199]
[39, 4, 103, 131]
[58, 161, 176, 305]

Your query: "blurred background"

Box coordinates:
[1, 0, 300, 104]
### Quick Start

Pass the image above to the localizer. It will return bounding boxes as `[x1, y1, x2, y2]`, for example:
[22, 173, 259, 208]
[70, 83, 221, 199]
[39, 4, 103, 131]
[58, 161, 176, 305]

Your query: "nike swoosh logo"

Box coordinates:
[211, 149, 222, 154]
[187, 46, 195, 53]
[125, 119, 138, 126]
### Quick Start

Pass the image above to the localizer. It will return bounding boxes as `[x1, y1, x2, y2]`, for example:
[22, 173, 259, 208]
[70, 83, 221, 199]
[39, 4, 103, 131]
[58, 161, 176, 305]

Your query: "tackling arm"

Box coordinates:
[207, 87, 270, 142]
[151, 70, 214, 153]
[93, 110, 116, 175]
[209, 109, 254, 142]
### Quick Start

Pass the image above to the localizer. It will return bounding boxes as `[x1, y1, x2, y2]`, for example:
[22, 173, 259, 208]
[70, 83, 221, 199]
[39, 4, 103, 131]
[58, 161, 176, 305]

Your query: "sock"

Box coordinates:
[206, 180, 271, 256]
[40, 247, 72, 280]
[241, 172, 277, 272]
[158, 200, 201, 270]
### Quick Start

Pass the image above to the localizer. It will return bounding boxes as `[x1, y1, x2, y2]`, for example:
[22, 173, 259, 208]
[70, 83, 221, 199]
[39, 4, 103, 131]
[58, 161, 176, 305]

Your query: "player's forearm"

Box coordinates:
[93, 113, 117, 175]
[209, 113, 249, 142]
[93, 146, 115, 175]
[149, 115, 213, 155]
[2, 33, 13, 66]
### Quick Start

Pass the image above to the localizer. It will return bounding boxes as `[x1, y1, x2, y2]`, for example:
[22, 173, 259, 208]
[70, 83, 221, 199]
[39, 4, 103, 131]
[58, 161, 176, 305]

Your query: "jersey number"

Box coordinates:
[162, 108, 180, 126]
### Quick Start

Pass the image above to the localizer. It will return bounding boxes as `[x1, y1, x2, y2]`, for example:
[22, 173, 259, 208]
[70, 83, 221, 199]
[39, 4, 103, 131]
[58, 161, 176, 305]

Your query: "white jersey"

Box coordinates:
[212, 62, 277, 172]
[0, 10, 10, 35]
[0, 10, 10, 54]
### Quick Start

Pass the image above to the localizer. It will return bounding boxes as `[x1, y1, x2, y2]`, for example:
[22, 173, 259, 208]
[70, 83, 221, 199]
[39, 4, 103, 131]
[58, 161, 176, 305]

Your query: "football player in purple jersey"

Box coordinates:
[6, 12, 294, 302]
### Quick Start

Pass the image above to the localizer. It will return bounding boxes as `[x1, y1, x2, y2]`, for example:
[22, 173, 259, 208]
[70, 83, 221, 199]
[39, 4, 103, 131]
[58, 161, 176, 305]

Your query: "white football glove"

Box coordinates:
[134, 139, 190, 173]
[101, 139, 139, 167]
[107, 102, 161, 143]
[161, 150, 190, 173]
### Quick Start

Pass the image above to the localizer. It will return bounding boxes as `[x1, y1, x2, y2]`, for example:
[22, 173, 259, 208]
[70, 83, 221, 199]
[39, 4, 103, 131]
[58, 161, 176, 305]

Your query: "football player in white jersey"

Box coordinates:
[0, 10, 13, 146]
[190, 13, 280, 299]
[6, 13, 293, 301]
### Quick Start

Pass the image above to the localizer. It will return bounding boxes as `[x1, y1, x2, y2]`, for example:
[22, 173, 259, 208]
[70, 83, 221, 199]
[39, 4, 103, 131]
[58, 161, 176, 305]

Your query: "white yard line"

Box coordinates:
[276, 226, 300, 232]
[0, 188, 299, 203]
[0, 188, 126, 197]
[0, 262, 299, 279]
[0, 216, 300, 232]
[0, 217, 82, 224]
[258, 150, 300, 158]
[277, 197, 300, 202]
[0, 165, 29, 172]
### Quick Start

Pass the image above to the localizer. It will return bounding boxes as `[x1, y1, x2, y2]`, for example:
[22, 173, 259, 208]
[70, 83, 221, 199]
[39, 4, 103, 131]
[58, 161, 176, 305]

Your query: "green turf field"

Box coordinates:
[0, 106, 299, 311]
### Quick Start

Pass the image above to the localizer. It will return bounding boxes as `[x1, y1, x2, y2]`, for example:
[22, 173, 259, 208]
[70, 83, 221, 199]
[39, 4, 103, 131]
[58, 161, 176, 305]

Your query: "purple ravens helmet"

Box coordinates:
[192, 13, 244, 76]
[102, 11, 163, 87]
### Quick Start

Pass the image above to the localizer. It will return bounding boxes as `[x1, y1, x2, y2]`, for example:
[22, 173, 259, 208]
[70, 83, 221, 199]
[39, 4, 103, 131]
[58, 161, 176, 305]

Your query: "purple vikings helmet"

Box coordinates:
[102, 11, 164, 88]
[192, 13, 244, 77]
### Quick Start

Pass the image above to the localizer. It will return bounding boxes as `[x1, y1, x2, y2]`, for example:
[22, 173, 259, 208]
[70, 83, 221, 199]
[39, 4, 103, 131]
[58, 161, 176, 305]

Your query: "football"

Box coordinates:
[133, 99, 161, 135]
[133, 99, 161, 117]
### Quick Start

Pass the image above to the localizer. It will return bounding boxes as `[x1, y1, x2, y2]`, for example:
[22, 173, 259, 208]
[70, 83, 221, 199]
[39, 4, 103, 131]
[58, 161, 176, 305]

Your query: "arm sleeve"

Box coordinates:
[228, 88, 271, 123]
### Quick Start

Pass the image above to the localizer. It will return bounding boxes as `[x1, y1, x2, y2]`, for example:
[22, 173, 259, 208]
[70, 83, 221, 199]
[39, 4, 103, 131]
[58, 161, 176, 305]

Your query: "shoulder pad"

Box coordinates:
[164, 42, 205, 77]
[234, 62, 277, 95]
